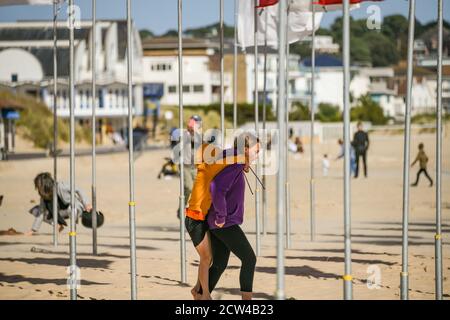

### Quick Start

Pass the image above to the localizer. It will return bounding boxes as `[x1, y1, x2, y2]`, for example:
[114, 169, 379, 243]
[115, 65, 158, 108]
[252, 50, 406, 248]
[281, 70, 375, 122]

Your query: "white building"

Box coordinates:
[243, 46, 300, 108]
[303, 35, 340, 54]
[141, 37, 231, 106]
[292, 54, 345, 110]
[0, 20, 144, 124]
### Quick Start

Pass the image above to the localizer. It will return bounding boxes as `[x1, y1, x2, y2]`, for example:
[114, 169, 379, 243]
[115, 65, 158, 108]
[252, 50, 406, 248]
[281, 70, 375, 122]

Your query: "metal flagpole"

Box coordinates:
[233, 0, 238, 130]
[284, 5, 291, 249]
[342, 0, 352, 300]
[310, 0, 316, 242]
[400, 0, 415, 301]
[275, 0, 287, 300]
[126, 0, 138, 300]
[91, 0, 98, 256]
[220, 0, 225, 145]
[434, 0, 443, 301]
[254, 0, 261, 257]
[52, 0, 59, 248]
[178, 0, 187, 284]
[262, 8, 268, 236]
[68, 0, 77, 301]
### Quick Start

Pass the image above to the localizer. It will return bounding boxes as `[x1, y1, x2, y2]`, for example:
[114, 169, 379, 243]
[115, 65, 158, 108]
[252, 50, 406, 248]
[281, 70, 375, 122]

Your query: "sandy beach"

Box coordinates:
[0, 129, 449, 300]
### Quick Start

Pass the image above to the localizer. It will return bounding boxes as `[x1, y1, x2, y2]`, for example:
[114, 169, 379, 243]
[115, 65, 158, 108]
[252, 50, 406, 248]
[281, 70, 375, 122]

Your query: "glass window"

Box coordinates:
[168, 85, 177, 93]
[193, 85, 204, 93]
[183, 85, 190, 93]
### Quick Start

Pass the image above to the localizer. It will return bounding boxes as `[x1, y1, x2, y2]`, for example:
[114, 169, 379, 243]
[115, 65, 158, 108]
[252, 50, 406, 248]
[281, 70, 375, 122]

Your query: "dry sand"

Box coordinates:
[0, 129, 449, 300]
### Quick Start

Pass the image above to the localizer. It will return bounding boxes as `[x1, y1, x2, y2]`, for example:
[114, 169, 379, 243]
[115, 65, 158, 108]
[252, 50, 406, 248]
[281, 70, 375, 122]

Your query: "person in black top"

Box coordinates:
[352, 122, 369, 178]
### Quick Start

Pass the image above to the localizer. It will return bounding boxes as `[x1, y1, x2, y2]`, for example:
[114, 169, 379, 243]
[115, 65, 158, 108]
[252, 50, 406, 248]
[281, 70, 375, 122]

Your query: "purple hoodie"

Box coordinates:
[207, 163, 246, 229]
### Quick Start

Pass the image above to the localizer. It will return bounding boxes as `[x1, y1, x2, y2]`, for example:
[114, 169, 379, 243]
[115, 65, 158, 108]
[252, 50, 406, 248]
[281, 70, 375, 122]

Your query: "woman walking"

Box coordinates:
[207, 132, 260, 300]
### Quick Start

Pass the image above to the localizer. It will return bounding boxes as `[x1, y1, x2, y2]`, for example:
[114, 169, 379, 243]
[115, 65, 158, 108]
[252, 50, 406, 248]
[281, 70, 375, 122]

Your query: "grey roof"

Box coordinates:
[0, 26, 89, 42]
[0, 20, 132, 78]
[30, 47, 70, 78]
[0, 47, 69, 78]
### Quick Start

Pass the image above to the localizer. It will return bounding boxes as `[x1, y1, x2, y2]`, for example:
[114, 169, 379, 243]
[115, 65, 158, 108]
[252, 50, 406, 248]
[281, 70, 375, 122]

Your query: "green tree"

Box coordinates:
[350, 94, 387, 125]
[363, 32, 399, 67]
[289, 102, 310, 121]
[316, 103, 341, 122]
[139, 29, 154, 39]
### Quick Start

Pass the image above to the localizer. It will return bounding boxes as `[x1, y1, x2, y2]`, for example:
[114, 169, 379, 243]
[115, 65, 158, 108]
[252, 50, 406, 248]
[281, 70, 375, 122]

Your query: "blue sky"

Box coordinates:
[0, 0, 448, 35]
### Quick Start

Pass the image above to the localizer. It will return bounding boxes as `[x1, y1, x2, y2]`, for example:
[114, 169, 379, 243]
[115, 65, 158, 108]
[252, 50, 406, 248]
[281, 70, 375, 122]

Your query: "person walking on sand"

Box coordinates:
[411, 143, 433, 187]
[173, 115, 203, 219]
[184, 142, 242, 300]
[207, 132, 260, 300]
[26, 172, 91, 236]
[352, 122, 369, 178]
[336, 138, 356, 175]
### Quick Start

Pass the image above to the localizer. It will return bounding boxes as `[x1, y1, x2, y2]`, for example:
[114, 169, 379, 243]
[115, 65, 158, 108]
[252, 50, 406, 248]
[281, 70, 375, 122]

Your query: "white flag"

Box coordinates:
[238, 0, 360, 48]
[0, 0, 56, 6]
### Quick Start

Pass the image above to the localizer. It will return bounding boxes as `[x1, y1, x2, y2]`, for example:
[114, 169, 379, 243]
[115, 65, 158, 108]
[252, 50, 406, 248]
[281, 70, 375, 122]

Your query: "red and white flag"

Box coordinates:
[238, 0, 324, 48]
[238, 0, 370, 48]
[315, 0, 383, 5]
[0, 0, 57, 5]
[256, 0, 279, 8]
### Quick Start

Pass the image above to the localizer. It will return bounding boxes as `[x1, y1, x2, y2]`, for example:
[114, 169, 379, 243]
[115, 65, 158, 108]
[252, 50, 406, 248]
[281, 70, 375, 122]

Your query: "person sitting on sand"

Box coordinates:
[411, 143, 433, 187]
[207, 132, 260, 300]
[26, 172, 91, 236]
[185, 141, 245, 300]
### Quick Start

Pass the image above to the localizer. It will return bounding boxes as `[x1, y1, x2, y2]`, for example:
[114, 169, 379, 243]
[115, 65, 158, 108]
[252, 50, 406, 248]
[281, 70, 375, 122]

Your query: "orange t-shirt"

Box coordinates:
[185, 144, 244, 221]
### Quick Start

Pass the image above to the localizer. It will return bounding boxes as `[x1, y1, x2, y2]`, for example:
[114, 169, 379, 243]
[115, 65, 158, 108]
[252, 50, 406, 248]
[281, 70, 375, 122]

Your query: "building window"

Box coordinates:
[109, 90, 113, 108]
[183, 85, 190, 93]
[98, 89, 103, 108]
[168, 85, 177, 93]
[80, 90, 85, 109]
[115, 89, 120, 108]
[193, 85, 204, 93]
[152, 63, 172, 72]
[122, 89, 127, 107]
[11, 73, 18, 83]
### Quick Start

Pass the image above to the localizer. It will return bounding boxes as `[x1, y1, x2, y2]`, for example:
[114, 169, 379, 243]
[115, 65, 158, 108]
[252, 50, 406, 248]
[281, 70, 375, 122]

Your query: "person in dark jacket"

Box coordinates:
[352, 122, 369, 178]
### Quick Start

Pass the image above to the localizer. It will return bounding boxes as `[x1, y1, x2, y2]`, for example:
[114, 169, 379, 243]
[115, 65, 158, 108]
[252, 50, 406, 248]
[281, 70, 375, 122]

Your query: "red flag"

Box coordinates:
[315, 0, 382, 4]
[256, 0, 279, 8]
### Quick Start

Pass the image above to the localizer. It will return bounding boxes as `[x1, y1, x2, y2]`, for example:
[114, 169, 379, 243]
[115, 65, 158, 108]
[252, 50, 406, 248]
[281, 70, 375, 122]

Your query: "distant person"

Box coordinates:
[411, 143, 433, 187]
[157, 157, 178, 179]
[336, 138, 356, 175]
[322, 154, 330, 176]
[352, 122, 369, 178]
[295, 137, 304, 153]
[26, 172, 91, 236]
[173, 115, 203, 219]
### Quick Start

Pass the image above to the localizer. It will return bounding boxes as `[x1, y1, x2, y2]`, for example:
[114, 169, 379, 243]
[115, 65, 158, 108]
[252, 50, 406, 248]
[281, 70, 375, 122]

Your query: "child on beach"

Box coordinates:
[322, 154, 330, 176]
[26, 172, 91, 236]
[411, 143, 433, 187]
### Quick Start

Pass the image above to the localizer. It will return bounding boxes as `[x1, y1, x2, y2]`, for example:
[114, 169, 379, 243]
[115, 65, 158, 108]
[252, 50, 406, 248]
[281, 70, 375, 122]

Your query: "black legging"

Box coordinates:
[208, 225, 256, 293]
[355, 150, 367, 177]
[413, 168, 433, 186]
